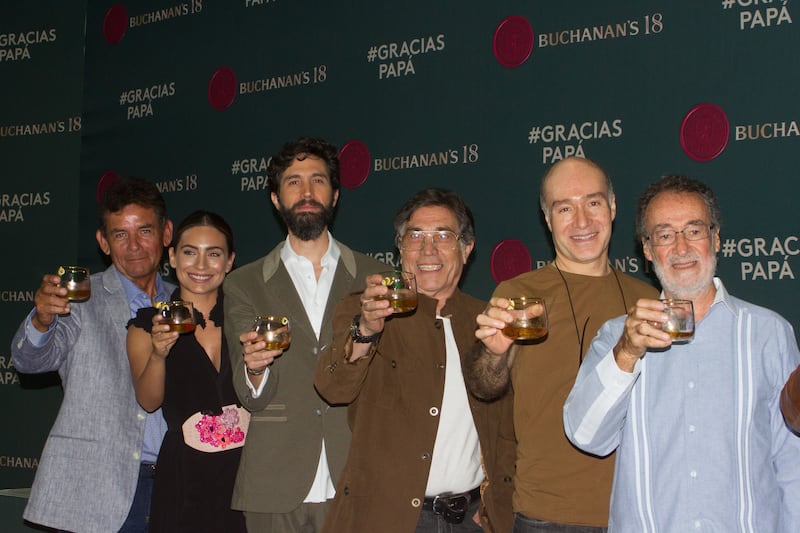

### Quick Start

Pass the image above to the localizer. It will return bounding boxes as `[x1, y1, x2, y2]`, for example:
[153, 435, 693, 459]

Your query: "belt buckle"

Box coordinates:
[432, 492, 470, 524]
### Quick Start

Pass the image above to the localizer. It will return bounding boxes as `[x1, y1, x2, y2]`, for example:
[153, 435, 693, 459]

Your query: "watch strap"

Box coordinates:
[349, 314, 382, 343]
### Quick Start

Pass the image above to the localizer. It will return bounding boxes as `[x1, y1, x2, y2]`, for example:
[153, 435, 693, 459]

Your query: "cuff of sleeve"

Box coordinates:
[343, 335, 378, 364]
[597, 349, 640, 392]
[26, 309, 57, 347]
[245, 366, 270, 398]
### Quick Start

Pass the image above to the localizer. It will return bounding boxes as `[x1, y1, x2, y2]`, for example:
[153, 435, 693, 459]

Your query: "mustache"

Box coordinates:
[291, 199, 325, 211]
[665, 251, 701, 266]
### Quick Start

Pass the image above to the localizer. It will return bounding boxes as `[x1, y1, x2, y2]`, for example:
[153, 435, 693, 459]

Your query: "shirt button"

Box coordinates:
[411, 498, 421, 508]
[688, 425, 696, 433]
[315, 409, 322, 416]
[132, 451, 140, 461]
[694, 520, 701, 529]
[421, 453, 430, 461]
[137, 413, 146, 420]
[690, 470, 697, 478]
[429, 407, 439, 416]
[688, 381, 695, 389]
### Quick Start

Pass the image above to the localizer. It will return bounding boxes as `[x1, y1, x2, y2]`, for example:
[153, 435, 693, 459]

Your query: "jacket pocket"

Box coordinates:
[251, 403, 287, 422]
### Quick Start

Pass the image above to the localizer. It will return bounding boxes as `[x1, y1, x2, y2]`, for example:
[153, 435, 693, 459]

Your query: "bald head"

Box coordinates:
[539, 157, 613, 217]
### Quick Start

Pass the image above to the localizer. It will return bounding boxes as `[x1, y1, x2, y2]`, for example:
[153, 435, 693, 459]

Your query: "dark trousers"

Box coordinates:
[118, 463, 156, 533]
[513, 513, 608, 533]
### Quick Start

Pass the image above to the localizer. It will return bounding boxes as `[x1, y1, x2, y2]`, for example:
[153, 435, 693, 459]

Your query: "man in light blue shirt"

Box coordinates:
[11, 177, 173, 533]
[563, 175, 800, 532]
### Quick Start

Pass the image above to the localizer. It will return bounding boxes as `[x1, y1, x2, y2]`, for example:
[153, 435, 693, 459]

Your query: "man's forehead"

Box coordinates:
[550, 190, 607, 206]
[281, 159, 330, 183]
[106, 220, 157, 232]
[282, 154, 327, 174]
[106, 204, 158, 221]
[546, 165, 607, 198]
[407, 205, 457, 225]
[646, 191, 710, 224]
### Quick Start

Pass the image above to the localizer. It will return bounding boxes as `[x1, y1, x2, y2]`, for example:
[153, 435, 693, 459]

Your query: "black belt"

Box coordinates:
[139, 462, 156, 477]
[422, 486, 481, 511]
[422, 487, 480, 524]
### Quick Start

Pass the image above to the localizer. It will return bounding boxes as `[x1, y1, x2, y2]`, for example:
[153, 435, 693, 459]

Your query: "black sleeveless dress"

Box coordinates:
[129, 288, 246, 533]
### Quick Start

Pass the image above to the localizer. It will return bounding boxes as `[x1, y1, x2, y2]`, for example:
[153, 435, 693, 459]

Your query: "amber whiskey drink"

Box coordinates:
[502, 323, 548, 340]
[65, 287, 91, 302]
[378, 288, 418, 313]
[167, 322, 197, 334]
[58, 266, 91, 302]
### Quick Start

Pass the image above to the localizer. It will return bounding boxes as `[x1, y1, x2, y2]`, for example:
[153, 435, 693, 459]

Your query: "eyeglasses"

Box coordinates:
[647, 223, 715, 247]
[398, 230, 461, 251]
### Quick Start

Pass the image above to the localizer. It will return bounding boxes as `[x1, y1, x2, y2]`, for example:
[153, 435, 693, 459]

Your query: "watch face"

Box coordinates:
[349, 315, 363, 341]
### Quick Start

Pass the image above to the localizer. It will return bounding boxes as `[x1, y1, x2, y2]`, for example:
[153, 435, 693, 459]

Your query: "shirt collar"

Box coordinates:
[117, 269, 170, 317]
[709, 277, 736, 315]
[280, 231, 340, 268]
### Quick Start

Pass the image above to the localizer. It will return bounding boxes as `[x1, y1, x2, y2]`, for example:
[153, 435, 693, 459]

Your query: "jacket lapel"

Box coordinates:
[319, 259, 357, 348]
[100, 266, 133, 347]
[264, 261, 317, 347]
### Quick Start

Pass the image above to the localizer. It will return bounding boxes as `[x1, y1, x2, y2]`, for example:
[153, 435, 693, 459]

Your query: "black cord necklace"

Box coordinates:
[553, 261, 629, 367]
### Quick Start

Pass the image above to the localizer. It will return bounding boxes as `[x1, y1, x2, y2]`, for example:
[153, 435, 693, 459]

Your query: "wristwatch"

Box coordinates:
[349, 314, 382, 344]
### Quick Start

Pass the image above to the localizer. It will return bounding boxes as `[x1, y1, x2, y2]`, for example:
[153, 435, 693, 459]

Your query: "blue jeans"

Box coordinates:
[513, 513, 608, 533]
[118, 463, 156, 533]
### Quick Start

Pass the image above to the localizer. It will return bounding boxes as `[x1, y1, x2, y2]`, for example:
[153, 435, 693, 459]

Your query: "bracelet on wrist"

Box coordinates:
[246, 366, 266, 376]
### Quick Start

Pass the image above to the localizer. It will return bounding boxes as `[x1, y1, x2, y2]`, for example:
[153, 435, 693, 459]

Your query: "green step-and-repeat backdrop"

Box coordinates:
[2, 0, 798, 529]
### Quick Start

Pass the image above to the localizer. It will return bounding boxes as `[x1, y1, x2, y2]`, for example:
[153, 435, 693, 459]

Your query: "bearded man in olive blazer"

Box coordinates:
[224, 138, 384, 533]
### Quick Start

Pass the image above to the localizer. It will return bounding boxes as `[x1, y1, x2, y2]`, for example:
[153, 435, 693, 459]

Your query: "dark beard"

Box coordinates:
[279, 200, 335, 241]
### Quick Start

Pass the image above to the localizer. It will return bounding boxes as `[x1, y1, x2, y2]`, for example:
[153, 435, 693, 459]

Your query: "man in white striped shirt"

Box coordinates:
[563, 175, 800, 532]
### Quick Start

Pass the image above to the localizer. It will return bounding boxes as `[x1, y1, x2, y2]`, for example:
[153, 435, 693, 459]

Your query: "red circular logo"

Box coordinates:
[338, 140, 371, 190]
[208, 67, 238, 111]
[493, 15, 534, 68]
[96, 171, 120, 204]
[103, 4, 128, 45]
[490, 239, 532, 283]
[680, 103, 730, 162]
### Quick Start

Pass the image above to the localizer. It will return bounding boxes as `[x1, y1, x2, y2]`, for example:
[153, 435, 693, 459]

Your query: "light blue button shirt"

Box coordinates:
[564, 279, 800, 533]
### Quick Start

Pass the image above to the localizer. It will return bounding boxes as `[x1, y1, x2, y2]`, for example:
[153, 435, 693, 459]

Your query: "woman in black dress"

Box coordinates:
[127, 210, 247, 532]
